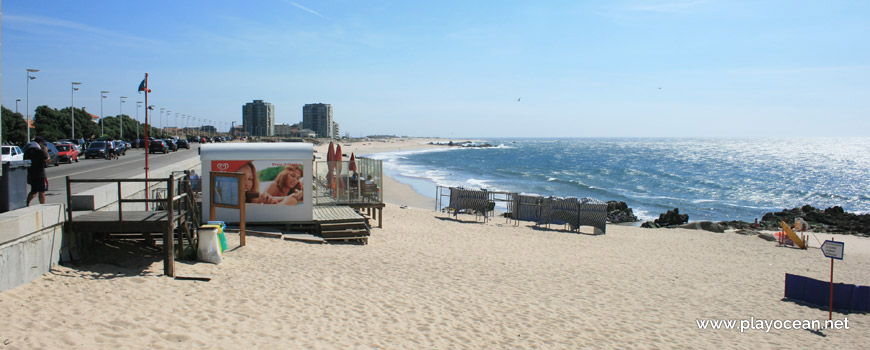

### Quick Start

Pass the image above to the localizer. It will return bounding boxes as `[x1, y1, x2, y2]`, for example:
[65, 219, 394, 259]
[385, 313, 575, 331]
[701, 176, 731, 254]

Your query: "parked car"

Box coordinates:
[176, 139, 190, 149]
[84, 141, 110, 159]
[149, 140, 169, 154]
[163, 139, 178, 152]
[109, 140, 125, 156]
[55, 143, 80, 163]
[23, 141, 60, 167]
[1, 145, 25, 162]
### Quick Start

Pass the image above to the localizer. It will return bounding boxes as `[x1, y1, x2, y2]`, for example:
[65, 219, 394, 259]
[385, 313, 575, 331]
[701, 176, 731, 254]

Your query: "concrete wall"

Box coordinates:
[0, 204, 65, 291]
[0, 158, 202, 291]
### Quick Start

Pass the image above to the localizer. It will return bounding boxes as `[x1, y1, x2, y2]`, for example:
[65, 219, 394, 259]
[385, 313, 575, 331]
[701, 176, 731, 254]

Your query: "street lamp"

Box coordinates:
[175, 113, 179, 138]
[165, 110, 171, 137]
[26, 68, 39, 142]
[100, 91, 109, 136]
[136, 101, 143, 141]
[15, 99, 21, 114]
[119, 96, 127, 140]
[71, 82, 82, 141]
[159, 108, 165, 137]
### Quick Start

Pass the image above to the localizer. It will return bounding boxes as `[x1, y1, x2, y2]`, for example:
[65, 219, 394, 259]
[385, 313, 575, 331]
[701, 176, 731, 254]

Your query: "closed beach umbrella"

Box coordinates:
[335, 145, 344, 195]
[349, 153, 357, 172]
[327, 142, 336, 190]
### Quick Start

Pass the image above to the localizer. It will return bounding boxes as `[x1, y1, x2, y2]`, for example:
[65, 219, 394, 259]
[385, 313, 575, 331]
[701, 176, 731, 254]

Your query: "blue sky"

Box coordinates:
[2, 0, 868, 138]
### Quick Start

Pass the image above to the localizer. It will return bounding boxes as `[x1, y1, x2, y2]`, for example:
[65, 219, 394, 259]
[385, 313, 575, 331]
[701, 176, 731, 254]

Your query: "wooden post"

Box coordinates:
[164, 175, 175, 277]
[117, 181, 123, 221]
[239, 171, 246, 246]
[65, 176, 73, 222]
[378, 207, 383, 228]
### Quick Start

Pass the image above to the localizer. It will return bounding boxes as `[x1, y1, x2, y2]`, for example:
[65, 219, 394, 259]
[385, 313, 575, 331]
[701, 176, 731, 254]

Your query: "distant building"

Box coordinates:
[297, 129, 316, 138]
[332, 122, 340, 139]
[200, 125, 217, 133]
[274, 123, 295, 137]
[302, 103, 333, 139]
[243, 100, 275, 136]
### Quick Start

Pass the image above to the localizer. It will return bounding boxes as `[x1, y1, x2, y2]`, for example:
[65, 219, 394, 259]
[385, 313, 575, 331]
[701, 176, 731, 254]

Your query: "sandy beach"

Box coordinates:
[2, 138, 869, 349]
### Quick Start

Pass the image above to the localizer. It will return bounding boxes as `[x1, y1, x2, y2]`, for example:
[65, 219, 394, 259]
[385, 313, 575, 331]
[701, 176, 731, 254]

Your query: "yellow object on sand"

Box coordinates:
[780, 221, 806, 249]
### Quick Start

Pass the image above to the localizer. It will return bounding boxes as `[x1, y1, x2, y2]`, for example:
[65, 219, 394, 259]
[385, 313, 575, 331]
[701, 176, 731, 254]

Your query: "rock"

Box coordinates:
[606, 201, 639, 223]
[640, 221, 658, 228]
[677, 221, 725, 233]
[717, 220, 755, 230]
[735, 229, 760, 236]
[654, 208, 689, 227]
[760, 205, 870, 235]
[757, 232, 777, 241]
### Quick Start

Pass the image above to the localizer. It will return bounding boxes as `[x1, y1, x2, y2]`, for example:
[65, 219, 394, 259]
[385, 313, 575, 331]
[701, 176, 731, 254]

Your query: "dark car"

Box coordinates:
[84, 141, 110, 159]
[149, 140, 168, 154]
[55, 143, 79, 163]
[23, 141, 60, 167]
[113, 140, 127, 156]
[176, 139, 190, 149]
[163, 139, 178, 152]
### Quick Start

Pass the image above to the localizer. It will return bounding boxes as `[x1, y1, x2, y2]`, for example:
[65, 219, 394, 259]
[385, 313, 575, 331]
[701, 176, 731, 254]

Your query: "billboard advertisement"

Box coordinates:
[209, 159, 312, 222]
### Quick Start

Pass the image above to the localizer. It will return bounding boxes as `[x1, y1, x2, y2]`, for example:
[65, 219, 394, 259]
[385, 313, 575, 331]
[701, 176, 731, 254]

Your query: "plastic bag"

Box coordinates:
[197, 227, 222, 264]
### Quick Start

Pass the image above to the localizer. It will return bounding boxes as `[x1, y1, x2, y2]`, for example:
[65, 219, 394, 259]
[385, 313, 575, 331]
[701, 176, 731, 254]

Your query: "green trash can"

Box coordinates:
[1, 160, 31, 212]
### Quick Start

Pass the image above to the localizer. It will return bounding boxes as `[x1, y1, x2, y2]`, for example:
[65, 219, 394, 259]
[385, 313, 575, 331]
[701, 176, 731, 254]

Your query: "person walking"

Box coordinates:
[25, 136, 51, 206]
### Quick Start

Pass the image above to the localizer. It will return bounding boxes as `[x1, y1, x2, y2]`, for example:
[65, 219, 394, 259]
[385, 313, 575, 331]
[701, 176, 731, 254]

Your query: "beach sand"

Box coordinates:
[1, 138, 868, 349]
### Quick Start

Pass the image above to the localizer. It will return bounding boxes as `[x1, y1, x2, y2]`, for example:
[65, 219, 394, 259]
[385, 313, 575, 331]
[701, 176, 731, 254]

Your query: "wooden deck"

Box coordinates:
[68, 210, 187, 233]
[314, 205, 366, 222]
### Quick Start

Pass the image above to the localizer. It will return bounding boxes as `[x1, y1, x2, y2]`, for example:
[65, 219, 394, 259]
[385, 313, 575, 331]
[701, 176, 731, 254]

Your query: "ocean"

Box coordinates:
[367, 138, 870, 223]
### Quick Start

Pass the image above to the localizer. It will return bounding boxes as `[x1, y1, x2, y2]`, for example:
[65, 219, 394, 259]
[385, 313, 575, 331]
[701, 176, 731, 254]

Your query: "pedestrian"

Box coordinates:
[25, 136, 51, 206]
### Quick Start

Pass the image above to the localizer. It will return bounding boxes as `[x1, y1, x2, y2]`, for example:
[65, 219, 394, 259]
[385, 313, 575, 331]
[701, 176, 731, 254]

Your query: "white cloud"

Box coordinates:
[283, 1, 326, 18]
[4, 15, 163, 47]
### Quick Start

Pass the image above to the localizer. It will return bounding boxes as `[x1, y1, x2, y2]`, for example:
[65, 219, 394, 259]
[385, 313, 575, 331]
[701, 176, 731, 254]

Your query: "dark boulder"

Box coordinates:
[641, 208, 689, 228]
[677, 221, 725, 233]
[759, 205, 870, 235]
[606, 201, 639, 223]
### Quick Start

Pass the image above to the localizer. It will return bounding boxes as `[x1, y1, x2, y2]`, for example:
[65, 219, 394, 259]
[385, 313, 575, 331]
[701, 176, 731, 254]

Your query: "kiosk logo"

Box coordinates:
[216, 162, 230, 171]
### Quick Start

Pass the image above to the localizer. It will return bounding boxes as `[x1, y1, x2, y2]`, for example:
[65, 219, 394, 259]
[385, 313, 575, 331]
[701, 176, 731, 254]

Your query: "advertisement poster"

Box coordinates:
[213, 175, 240, 206]
[211, 160, 305, 206]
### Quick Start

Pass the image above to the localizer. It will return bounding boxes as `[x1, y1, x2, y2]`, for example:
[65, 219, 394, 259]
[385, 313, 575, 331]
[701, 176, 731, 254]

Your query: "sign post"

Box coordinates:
[820, 239, 844, 320]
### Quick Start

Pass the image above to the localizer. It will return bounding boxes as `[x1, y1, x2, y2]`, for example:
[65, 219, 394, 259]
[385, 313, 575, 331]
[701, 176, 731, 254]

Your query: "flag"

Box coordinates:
[138, 77, 151, 93]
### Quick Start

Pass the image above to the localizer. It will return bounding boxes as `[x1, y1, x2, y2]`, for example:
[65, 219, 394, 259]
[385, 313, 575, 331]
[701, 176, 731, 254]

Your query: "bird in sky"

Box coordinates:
[517, 97, 521, 102]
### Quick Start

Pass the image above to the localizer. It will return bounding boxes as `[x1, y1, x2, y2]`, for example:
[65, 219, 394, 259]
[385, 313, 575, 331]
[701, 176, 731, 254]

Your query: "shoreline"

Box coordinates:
[1, 137, 868, 348]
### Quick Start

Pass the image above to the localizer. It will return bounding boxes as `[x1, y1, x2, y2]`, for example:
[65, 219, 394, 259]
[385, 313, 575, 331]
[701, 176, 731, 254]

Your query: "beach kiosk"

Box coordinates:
[201, 143, 314, 224]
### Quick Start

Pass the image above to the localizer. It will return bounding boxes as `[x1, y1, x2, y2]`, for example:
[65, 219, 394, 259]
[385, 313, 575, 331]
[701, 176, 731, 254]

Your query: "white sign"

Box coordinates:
[821, 240, 844, 260]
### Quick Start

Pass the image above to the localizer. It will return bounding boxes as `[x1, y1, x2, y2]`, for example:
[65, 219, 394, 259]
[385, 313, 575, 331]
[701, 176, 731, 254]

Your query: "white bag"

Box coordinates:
[197, 228, 223, 264]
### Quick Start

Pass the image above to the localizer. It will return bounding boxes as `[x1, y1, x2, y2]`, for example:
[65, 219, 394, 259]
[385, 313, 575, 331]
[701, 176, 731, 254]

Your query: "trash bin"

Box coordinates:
[1, 160, 31, 213]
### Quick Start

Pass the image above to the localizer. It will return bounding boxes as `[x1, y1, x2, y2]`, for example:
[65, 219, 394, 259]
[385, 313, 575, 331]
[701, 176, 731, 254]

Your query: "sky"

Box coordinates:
[1, 0, 868, 138]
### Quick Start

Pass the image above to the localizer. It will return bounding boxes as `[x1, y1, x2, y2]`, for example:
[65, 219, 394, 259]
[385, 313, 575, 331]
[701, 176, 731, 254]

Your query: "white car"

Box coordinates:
[1, 145, 25, 162]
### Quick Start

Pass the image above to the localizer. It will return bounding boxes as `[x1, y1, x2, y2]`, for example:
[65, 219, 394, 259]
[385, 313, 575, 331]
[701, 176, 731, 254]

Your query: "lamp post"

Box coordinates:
[175, 113, 179, 138]
[100, 91, 109, 136]
[26, 69, 39, 142]
[119, 96, 127, 140]
[136, 101, 143, 141]
[15, 99, 21, 114]
[70, 82, 82, 141]
[159, 108, 165, 138]
[165, 110, 171, 138]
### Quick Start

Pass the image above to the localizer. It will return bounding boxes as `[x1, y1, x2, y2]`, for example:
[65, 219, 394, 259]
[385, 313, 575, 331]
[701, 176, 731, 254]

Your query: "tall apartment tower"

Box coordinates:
[302, 103, 333, 139]
[242, 100, 275, 136]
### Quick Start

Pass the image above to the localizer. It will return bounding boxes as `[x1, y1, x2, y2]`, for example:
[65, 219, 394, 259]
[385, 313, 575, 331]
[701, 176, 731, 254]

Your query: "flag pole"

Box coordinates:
[144, 73, 151, 208]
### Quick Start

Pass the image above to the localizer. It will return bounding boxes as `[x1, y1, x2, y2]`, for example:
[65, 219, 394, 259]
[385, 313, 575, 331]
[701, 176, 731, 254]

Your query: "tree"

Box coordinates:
[1, 106, 28, 145]
[33, 105, 67, 141]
